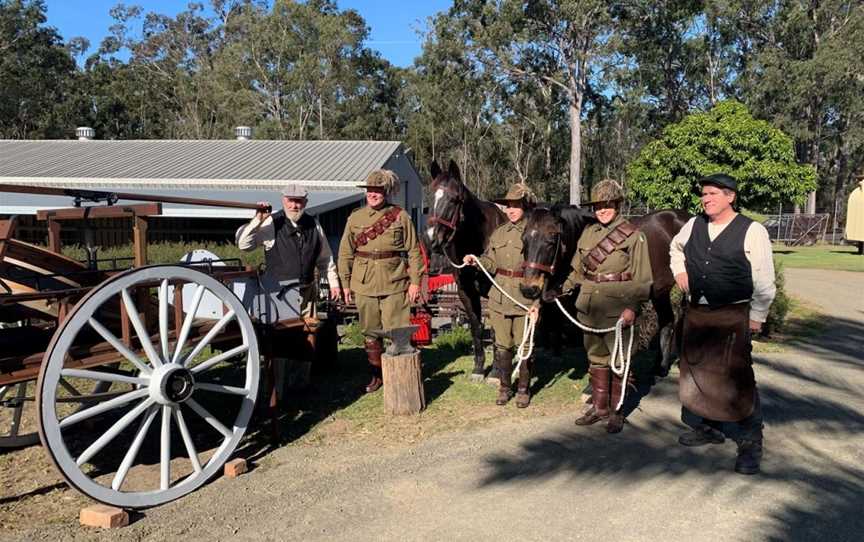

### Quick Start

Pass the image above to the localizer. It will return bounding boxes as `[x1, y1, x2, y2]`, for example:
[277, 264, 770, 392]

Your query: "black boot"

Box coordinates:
[734, 439, 763, 475]
[364, 338, 383, 393]
[494, 348, 514, 405]
[575, 367, 611, 425]
[678, 424, 725, 447]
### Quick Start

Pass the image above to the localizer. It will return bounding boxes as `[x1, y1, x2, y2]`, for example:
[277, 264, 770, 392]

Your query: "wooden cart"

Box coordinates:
[0, 185, 327, 509]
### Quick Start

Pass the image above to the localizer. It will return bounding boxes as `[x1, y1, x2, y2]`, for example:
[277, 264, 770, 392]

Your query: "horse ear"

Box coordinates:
[430, 160, 441, 181]
[447, 159, 462, 182]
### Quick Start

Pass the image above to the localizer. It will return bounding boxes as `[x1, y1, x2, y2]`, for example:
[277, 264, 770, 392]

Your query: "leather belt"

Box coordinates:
[586, 271, 632, 283]
[355, 250, 405, 260]
[496, 268, 524, 278]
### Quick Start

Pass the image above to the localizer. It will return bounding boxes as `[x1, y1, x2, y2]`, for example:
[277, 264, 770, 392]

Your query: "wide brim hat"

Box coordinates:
[493, 183, 536, 205]
[698, 173, 738, 191]
[357, 169, 400, 194]
[584, 179, 625, 205]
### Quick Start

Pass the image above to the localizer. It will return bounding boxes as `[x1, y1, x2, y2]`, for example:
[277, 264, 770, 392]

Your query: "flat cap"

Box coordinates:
[699, 173, 737, 191]
[281, 185, 309, 198]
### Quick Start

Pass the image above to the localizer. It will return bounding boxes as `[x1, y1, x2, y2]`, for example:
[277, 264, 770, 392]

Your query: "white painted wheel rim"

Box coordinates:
[37, 265, 259, 508]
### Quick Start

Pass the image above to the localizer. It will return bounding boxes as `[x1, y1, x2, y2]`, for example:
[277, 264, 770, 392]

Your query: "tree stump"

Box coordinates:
[381, 351, 425, 415]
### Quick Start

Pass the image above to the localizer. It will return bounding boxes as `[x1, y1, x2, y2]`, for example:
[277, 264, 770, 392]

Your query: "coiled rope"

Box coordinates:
[449, 252, 634, 410]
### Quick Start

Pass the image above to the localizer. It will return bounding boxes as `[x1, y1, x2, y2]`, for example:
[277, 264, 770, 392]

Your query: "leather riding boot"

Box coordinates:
[364, 338, 383, 393]
[607, 372, 628, 434]
[575, 367, 611, 425]
[495, 348, 514, 405]
[515, 356, 532, 408]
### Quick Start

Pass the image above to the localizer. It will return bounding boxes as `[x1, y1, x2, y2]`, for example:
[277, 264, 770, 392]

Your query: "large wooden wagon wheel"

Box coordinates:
[37, 266, 259, 508]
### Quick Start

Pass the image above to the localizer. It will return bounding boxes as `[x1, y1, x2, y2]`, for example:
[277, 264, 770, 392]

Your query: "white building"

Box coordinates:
[0, 133, 425, 250]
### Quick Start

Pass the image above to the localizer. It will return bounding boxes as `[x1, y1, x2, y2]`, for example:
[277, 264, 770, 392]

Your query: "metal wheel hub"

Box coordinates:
[148, 364, 195, 405]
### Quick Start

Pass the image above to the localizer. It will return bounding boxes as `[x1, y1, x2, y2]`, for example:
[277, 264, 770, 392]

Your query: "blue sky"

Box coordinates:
[43, 0, 453, 67]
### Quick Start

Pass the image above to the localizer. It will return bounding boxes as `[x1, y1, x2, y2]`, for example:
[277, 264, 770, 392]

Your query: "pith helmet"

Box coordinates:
[586, 179, 625, 205]
[493, 183, 536, 205]
[357, 169, 400, 195]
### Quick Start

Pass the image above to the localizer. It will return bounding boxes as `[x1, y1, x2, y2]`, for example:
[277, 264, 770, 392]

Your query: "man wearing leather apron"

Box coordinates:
[670, 173, 776, 475]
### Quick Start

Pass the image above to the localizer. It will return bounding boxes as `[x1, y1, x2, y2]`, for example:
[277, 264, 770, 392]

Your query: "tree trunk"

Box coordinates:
[381, 351, 425, 415]
[569, 96, 583, 206]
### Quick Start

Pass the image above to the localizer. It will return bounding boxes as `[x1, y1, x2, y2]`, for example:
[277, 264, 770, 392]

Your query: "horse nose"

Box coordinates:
[520, 284, 541, 300]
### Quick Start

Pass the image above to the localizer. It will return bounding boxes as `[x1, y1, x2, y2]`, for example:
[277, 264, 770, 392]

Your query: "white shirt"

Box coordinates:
[669, 215, 776, 322]
[235, 214, 340, 286]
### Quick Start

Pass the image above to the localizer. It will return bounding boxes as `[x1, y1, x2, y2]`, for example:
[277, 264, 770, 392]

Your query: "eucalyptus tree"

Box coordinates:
[449, 0, 615, 205]
[0, 0, 77, 138]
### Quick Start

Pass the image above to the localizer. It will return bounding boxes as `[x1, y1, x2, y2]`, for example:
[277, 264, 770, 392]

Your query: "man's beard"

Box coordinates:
[286, 209, 304, 222]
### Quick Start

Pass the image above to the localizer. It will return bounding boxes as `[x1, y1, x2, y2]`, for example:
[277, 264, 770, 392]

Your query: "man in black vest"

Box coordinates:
[236, 185, 341, 316]
[669, 173, 776, 475]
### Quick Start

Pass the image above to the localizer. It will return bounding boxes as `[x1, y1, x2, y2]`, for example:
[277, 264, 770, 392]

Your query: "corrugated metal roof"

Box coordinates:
[0, 188, 363, 219]
[0, 140, 403, 190]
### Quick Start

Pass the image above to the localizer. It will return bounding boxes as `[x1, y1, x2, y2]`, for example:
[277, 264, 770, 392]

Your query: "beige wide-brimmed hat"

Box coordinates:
[493, 183, 536, 205]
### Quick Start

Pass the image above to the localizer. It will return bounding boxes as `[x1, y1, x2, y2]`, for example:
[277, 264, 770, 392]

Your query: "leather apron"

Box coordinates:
[679, 302, 755, 421]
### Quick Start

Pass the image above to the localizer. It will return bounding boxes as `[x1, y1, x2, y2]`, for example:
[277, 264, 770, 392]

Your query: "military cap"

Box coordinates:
[493, 183, 536, 205]
[357, 169, 401, 194]
[281, 185, 309, 199]
[699, 173, 737, 191]
[585, 179, 625, 205]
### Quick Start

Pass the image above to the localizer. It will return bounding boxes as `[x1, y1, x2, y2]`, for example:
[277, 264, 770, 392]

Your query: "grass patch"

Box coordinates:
[772, 243, 864, 272]
[753, 295, 826, 353]
[61, 241, 264, 268]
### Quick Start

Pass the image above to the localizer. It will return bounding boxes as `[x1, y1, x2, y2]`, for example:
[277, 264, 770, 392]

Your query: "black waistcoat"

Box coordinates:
[266, 211, 321, 284]
[684, 213, 754, 306]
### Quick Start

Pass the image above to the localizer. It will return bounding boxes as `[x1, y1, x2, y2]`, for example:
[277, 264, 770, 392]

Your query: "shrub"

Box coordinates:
[764, 260, 789, 336]
[433, 325, 473, 352]
[339, 320, 366, 349]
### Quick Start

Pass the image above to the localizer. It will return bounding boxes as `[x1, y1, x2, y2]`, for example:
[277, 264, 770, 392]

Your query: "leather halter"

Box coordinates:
[428, 179, 464, 242]
[522, 231, 560, 276]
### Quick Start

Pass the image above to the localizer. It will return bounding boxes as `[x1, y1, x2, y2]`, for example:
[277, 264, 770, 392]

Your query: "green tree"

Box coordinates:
[0, 0, 77, 138]
[627, 100, 817, 213]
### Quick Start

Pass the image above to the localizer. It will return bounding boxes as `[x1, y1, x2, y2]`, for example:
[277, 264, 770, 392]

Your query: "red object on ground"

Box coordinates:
[411, 310, 432, 345]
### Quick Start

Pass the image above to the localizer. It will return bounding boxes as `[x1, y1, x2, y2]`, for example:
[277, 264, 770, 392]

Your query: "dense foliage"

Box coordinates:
[1, 0, 862, 217]
[628, 101, 818, 213]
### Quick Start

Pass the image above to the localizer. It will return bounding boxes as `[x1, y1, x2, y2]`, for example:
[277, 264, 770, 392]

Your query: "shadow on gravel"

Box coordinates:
[787, 315, 864, 366]
[478, 376, 864, 542]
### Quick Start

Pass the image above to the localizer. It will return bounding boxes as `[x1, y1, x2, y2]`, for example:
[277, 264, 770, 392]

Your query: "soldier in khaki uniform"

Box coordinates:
[464, 183, 537, 408]
[338, 169, 424, 393]
[558, 179, 653, 432]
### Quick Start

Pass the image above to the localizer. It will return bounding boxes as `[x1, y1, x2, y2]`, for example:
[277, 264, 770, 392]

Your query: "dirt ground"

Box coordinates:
[2, 268, 863, 541]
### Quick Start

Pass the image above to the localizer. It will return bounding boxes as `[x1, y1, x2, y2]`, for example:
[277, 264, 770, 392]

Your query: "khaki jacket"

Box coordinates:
[562, 216, 653, 327]
[479, 218, 533, 316]
[337, 204, 423, 296]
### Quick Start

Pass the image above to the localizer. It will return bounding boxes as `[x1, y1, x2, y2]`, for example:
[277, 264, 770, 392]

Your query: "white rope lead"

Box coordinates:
[554, 298, 635, 411]
[451, 253, 633, 409]
[450, 254, 536, 380]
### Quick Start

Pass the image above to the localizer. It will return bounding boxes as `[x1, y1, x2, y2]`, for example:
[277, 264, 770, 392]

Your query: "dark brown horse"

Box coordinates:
[519, 206, 691, 375]
[425, 160, 507, 380]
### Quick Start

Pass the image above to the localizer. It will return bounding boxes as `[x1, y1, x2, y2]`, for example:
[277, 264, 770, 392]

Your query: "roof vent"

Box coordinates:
[76, 127, 95, 141]
[235, 126, 253, 141]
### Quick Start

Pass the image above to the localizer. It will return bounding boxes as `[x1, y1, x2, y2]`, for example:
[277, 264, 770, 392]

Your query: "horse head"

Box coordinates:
[519, 207, 564, 300]
[426, 159, 467, 251]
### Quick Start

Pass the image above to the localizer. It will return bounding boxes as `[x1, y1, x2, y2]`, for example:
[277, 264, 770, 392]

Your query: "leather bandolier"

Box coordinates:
[353, 206, 403, 248]
[581, 221, 637, 278]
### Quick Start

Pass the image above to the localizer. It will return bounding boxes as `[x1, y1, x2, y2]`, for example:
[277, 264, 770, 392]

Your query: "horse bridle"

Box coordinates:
[427, 180, 464, 244]
[522, 230, 560, 275]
